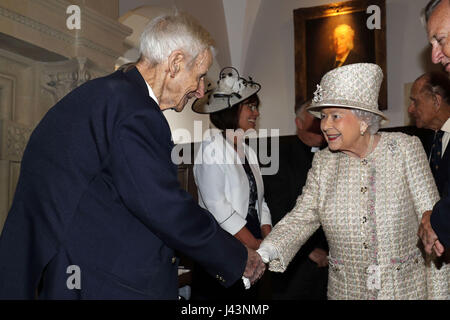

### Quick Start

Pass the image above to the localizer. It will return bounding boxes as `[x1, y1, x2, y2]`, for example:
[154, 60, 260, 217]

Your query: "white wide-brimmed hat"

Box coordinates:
[307, 63, 388, 125]
[192, 67, 261, 114]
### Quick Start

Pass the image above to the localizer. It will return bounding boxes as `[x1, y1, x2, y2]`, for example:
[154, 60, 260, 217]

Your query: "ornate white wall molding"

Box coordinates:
[40, 57, 106, 103]
[0, 119, 33, 162]
[0, 0, 132, 70]
[0, 6, 73, 45]
[0, 74, 16, 121]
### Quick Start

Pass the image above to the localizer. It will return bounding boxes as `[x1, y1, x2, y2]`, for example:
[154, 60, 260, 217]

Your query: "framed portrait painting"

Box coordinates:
[294, 0, 387, 109]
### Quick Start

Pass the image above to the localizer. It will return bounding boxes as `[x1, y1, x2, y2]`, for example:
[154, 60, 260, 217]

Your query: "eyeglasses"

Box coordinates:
[244, 103, 259, 112]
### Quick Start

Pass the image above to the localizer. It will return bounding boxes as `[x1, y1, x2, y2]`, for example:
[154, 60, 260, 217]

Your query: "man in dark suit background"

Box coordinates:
[0, 12, 265, 299]
[263, 99, 329, 300]
[409, 71, 450, 254]
[415, 0, 450, 256]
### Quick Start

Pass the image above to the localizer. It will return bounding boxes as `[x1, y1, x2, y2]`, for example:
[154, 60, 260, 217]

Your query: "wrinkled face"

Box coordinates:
[169, 49, 213, 112]
[320, 108, 363, 152]
[428, 1, 450, 73]
[238, 97, 260, 131]
[333, 25, 354, 56]
[408, 79, 437, 129]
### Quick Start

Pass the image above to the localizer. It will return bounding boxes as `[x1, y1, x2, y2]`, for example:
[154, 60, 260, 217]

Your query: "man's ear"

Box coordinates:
[168, 50, 185, 78]
[432, 93, 442, 111]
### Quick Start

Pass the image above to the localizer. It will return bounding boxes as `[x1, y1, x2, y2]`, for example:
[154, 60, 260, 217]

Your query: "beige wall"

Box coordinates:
[71, 0, 119, 20]
[119, 0, 232, 68]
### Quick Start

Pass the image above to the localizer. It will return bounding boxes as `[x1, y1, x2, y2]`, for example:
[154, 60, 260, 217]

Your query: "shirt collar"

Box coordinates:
[441, 118, 450, 133]
[145, 81, 159, 106]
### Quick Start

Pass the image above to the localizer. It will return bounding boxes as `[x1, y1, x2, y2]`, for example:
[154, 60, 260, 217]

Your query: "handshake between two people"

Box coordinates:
[242, 244, 277, 288]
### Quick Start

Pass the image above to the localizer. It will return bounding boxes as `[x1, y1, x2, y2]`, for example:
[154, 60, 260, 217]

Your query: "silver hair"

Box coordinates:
[139, 12, 216, 65]
[351, 109, 382, 135]
[421, 0, 444, 26]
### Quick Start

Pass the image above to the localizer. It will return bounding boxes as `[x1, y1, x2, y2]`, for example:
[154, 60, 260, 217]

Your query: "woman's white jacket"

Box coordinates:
[193, 132, 272, 236]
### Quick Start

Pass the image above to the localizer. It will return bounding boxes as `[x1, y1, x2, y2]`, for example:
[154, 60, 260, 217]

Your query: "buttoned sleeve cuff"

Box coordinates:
[260, 200, 272, 226]
[260, 216, 272, 227]
[219, 211, 247, 236]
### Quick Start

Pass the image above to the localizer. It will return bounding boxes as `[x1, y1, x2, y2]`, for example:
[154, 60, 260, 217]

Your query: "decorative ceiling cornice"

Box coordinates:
[0, 0, 132, 68]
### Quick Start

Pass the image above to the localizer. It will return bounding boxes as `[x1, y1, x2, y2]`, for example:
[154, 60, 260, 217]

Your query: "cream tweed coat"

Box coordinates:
[263, 132, 448, 299]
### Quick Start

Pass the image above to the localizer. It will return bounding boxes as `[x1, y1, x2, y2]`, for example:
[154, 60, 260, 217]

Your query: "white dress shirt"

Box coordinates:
[145, 81, 159, 106]
[441, 118, 450, 157]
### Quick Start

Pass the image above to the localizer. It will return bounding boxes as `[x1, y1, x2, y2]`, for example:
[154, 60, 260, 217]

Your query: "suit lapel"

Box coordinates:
[436, 144, 450, 196]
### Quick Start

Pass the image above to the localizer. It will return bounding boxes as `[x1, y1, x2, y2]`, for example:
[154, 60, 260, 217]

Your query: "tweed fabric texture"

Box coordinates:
[262, 132, 448, 299]
[308, 63, 388, 124]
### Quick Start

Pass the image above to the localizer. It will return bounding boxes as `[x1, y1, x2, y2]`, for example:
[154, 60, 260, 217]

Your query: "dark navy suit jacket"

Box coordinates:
[430, 139, 450, 247]
[0, 67, 247, 299]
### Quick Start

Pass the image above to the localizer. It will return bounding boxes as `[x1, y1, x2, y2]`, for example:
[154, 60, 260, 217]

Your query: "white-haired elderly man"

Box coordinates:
[417, 0, 450, 259]
[0, 12, 264, 299]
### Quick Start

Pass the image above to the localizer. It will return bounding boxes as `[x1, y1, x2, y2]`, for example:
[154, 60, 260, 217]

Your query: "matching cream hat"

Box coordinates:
[307, 63, 388, 125]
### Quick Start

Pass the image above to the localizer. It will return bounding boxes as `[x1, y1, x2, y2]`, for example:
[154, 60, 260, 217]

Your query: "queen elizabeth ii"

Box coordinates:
[258, 63, 448, 299]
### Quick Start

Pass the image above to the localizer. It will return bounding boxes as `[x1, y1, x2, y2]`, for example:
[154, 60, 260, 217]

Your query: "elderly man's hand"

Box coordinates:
[418, 211, 445, 256]
[243, 247, 266, 285]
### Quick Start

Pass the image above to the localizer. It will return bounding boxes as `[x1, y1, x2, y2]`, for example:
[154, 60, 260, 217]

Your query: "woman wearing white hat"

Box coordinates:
[258, 63, 448, 299]
[190, 67, 272, 299]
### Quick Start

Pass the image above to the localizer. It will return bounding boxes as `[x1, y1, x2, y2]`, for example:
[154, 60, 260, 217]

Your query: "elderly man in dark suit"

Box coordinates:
[409, 71, 450, 255]
[416, 0, 450, 256]
[0, 12, 265, 299]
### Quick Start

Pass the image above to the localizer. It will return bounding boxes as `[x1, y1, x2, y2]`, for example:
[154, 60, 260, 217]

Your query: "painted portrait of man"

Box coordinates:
[329, 24, 362, 68]
[304, 12, 375, 100]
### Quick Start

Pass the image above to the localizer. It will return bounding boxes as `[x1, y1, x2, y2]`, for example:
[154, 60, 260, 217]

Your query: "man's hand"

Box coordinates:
[308, 248, 328, 267]
[418, 211, 445, 256]
[243, 247, 266, 285]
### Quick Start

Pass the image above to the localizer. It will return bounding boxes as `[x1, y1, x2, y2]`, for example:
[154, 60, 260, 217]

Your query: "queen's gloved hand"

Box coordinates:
[242, 242, 279, 289]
